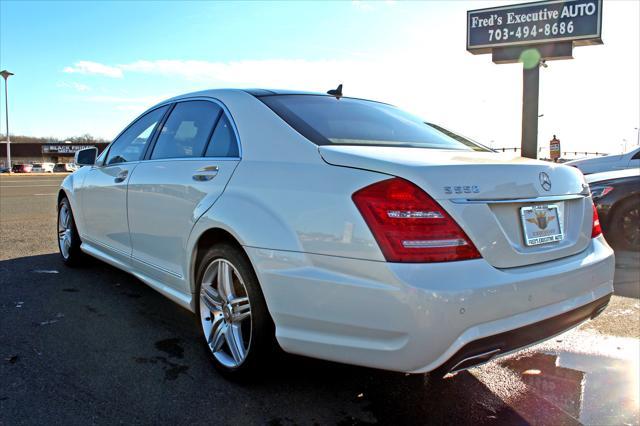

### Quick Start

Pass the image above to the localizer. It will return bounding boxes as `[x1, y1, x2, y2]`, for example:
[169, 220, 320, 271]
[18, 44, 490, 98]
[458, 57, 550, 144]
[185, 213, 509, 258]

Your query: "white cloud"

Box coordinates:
[63, 61, 123, 78]
[118, 58, 369, 87]
[352, 1, 374, 12]
[57, 81, 91, 92]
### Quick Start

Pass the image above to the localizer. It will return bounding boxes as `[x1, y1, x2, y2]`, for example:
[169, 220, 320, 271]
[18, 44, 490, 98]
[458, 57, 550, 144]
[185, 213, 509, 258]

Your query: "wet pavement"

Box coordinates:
[1, 174, 639, 425]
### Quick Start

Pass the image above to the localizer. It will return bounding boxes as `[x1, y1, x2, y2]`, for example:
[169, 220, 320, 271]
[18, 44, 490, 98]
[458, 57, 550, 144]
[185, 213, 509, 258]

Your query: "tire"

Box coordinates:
[609, 197, 640, 251]
[195, 243, 277, 378]
[57, 197, 84, 266]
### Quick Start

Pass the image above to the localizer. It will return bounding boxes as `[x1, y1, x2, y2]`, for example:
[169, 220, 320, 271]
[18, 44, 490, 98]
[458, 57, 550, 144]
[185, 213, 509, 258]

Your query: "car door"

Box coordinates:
[127, 99, 240, 288]
[80, 105, 169, 260]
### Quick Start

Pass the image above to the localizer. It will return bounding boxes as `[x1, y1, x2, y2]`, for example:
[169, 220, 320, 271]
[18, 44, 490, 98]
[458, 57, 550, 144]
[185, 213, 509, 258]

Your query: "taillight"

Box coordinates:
[591, 204, 602, 238]
[352, 177, 481, 263]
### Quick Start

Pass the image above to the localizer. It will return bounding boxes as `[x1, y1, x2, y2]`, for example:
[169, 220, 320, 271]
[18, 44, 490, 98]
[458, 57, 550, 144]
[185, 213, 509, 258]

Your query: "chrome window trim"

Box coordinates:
[450, 194, 587, 204]
[99, 96, 242, 166]
[149, 96, 243, 160]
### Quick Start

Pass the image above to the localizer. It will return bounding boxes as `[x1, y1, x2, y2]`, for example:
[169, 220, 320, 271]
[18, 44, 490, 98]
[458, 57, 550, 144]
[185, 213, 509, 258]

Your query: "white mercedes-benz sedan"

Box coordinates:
[58, 88, 615, 377]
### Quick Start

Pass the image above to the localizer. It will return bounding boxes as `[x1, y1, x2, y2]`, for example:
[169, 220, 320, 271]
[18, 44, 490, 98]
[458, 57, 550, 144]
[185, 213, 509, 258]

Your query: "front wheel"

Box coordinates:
[196, 243, 276, 378]
[57, 197, 84, 266]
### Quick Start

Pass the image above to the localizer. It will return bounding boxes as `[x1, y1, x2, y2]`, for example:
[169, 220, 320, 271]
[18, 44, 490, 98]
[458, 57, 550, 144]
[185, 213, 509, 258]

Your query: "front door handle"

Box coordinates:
[114, 170, 128, 183]
[193, 165, 219, 182]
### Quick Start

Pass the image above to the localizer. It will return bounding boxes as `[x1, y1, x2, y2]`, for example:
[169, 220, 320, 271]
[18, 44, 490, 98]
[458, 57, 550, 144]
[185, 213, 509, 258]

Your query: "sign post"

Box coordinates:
[467, 0, 603, 159]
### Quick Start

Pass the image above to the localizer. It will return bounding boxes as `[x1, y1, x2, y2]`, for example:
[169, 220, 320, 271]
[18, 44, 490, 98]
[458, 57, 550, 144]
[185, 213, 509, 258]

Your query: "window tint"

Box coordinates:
[205, 114, 239, 157]
[260, 95, 489, 151]
[151, 101, 221, 160]
[106, 106, 168, 165]
[632, 149, 640, 160]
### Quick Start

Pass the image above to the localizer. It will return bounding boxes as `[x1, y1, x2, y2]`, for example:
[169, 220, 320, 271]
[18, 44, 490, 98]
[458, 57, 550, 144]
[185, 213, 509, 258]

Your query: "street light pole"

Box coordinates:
[1, 70, 14, 172]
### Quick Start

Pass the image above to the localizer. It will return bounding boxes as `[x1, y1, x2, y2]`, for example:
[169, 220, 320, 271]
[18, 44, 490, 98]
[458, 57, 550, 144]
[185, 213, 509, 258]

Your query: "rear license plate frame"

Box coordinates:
[520, 204, 564, 246]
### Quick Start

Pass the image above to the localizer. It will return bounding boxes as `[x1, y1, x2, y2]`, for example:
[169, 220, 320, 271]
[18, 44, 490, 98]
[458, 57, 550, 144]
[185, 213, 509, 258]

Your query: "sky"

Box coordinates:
[0, 0, 638, 156]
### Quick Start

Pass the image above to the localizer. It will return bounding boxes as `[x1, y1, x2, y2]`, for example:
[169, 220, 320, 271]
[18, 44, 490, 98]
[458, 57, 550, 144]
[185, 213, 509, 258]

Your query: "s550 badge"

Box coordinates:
[444, 185, 480, 195]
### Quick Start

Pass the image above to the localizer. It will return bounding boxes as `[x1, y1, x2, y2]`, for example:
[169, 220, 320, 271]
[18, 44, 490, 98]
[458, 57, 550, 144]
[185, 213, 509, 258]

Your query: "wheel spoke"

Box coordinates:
[225, 323, 246, 364]
[229, 296, 251, 322]
[201, 286, 223, 313]
[217, 261, 234, 302]
[208, 315, 226, 351]
[59, 209, 67, 230]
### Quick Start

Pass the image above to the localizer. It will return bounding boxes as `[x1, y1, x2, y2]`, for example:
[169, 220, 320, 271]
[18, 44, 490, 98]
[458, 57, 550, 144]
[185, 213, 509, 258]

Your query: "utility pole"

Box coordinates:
[521, 63, 540, 159]
[1, 70, 14, 171]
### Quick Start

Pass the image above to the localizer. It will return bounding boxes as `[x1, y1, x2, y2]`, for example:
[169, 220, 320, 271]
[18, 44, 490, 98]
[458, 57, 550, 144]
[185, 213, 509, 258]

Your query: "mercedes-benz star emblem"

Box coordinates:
[539, 172, 552, 191]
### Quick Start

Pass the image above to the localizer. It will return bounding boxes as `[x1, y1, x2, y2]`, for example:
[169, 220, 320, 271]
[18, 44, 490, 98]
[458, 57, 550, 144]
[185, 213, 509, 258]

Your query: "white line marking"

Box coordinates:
[0, 184, 60, 188]
[1, 180, 64, 183]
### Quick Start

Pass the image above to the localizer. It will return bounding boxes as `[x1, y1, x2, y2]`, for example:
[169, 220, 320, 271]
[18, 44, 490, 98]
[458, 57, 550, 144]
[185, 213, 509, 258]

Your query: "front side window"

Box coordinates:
[205, 114, 239, 157]
[106, 106, 168, 165]
[260, 95, 489, 151]
[151, 101, 222, 160]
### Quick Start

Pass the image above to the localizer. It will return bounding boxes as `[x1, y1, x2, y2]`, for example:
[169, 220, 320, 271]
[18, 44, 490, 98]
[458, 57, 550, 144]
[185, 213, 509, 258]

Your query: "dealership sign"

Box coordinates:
[467, 0, 602, 53]
[42, 144, 95, 154]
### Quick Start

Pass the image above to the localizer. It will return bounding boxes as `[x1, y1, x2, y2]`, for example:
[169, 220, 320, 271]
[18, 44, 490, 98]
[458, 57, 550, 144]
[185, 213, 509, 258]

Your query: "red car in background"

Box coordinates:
[11, 164, 33, 173]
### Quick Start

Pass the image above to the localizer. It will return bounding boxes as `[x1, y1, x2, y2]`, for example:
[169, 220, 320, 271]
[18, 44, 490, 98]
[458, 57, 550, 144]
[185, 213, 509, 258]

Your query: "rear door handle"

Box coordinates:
[193, 165, 219, 182]
[114, 170, 128, 183]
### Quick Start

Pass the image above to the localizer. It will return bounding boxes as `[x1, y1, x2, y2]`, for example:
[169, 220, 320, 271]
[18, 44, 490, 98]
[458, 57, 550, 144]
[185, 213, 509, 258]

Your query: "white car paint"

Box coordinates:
[585, 167, 640, 185]
[566, 146, 640, 175]
[59, 89, 615, 373]
[32, 162, 55, 173]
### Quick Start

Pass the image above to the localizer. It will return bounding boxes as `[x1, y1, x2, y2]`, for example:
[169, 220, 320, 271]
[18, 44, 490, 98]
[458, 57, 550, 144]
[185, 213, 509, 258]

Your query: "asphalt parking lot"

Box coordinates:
[1, 174, 639, 426]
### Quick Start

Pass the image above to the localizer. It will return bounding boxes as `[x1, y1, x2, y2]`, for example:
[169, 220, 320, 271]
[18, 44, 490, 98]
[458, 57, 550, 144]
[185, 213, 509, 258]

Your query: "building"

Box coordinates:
[0, 142, 109, 167]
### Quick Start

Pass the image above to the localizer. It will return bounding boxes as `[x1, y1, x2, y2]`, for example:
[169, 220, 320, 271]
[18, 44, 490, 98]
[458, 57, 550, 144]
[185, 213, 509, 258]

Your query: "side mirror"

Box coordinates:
[75, 147, 98, 166]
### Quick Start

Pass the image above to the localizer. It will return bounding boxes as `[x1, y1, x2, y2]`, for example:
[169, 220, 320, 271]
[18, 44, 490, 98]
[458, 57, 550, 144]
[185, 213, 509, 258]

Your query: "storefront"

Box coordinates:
[0, 142, 109, 167]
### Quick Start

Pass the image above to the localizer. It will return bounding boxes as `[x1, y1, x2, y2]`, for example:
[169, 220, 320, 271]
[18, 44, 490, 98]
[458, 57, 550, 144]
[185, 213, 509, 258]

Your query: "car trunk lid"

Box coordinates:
[320, 145, 593, 268]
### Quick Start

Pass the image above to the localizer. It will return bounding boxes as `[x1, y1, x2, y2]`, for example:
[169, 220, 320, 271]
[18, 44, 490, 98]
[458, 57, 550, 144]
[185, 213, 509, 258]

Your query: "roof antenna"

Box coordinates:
[327, 84, 343, 98]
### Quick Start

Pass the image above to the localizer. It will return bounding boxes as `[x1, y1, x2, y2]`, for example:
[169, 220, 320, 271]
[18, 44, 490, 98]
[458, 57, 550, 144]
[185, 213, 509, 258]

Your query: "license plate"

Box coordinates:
[520, 204, 564, 246]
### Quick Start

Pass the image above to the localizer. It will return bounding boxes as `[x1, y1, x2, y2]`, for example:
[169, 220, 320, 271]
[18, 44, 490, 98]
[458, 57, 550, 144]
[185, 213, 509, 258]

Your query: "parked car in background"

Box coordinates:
[587, 168, 640, 251]
[32, 162, 55, 173]
[58, 89, 614, 378]
[0, 166, 9, 173]
[566, 146, 640, 175]
[11, 164, 33, 173]
[54, 163, 78, 173]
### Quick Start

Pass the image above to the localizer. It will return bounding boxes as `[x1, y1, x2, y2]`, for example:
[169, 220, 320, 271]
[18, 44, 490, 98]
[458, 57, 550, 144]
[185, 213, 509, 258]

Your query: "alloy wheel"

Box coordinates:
[58, 203, 73, 259]
[199, 259, 252, 368]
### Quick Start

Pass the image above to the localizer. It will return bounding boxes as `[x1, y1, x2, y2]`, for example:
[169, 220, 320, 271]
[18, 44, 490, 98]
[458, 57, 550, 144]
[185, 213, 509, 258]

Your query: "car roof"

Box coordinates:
[586, 168, 640, 184]
[163, 88, 328, 102]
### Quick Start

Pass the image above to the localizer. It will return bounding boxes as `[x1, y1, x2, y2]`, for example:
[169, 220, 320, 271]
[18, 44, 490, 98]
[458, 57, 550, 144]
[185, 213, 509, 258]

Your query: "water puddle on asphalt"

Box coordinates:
[496, 331, 639, 425]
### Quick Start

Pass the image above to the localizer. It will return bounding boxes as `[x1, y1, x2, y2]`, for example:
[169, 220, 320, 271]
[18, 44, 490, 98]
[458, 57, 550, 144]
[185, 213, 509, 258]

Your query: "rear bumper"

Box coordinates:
[246, 236, 615, 373]
[431, 293, 611, 376]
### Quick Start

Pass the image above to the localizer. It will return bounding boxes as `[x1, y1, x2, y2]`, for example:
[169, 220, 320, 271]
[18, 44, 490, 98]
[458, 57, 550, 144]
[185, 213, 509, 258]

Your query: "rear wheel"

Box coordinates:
[57, 197, 84, 266]
[196, 243, 276, 378]
[609, 197, 640, 251]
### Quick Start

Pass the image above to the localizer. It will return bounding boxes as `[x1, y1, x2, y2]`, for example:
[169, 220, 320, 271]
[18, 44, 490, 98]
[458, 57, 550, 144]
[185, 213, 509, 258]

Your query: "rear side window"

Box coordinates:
[260, 95, 488, 151]
[205, 114, 239, 157]
[151, 101, 222, 160]
[106, 106, 168, 165]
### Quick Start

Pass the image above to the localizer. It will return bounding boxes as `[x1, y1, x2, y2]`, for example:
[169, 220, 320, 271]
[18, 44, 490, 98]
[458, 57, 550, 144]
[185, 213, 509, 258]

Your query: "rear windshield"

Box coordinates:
[260, 95, 488, 151]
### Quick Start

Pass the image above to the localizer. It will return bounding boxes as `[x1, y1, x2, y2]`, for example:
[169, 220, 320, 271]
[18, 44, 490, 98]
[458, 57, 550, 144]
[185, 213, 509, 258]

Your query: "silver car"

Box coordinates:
[58, 89, 615, 378]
